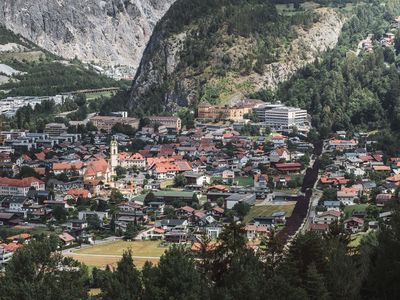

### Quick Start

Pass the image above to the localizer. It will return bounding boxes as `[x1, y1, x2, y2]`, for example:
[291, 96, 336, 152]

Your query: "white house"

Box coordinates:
[314, 210, 341, 225]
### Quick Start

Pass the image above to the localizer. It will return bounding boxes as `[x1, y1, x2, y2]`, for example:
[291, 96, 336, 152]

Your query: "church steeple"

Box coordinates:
[110, 138, 118, 177]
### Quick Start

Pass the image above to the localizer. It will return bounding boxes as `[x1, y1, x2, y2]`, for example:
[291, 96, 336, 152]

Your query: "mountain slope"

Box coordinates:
[128, 0, 343, 116]
[0, 0, 176, 76]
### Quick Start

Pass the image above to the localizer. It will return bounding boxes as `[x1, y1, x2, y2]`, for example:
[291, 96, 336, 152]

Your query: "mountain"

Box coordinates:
[128, 0, 343, 116]
[0, 0, 176, 76]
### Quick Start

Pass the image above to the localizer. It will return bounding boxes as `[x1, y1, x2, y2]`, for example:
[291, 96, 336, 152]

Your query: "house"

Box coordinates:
[0, 243, 22, 267]
[141, 227, 165, 240]
[323, 200, 341, 212]
[245, 224, 269, 240]
[65, 188, 92, 201]
[344, 217, 364, 233]
[206, 226, 223, 239]
[157, 219, 188, 231]
[206, 206, 224, 219]
[309, 223, 330, 233]
[337, 189, 357, 205]
[254, 174, 268, 189]
[376, 193, 392, 206]
[6, 233, 31, 244]
[222, 170, 235, 184]
[275, 163, 302, 173]
[65, 219, 88, 231]
[58, 232, 76, 246]
[271, 211, 286, 223]
[314, 210, 341, 225]
[225, 193, 256, 209]
[0, 212, 21, 225]
[1, 196, 32, 212]
[326, 139, 358, 151]
[52, 161, 84, 175]
[78, 211, 109, 223]
[183, 171, 211, 186]
[249, 216, 275, 228]
[176, 206, 195, 218]
[269, 147, 290, 163]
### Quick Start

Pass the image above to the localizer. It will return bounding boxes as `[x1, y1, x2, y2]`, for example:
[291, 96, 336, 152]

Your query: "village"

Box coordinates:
[0, 89, 395, 270]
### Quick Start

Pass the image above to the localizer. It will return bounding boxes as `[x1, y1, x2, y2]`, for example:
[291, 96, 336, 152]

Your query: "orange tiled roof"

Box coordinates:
[66, 189, 90, 198]
[0, 177, 43, 187]
[53, 162, 84, 171]
[6, 233, 31, 241]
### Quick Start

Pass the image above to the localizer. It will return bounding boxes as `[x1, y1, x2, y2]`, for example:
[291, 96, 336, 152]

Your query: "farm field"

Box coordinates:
[65, 240, 167, 269]
[244, 203, 296, 224]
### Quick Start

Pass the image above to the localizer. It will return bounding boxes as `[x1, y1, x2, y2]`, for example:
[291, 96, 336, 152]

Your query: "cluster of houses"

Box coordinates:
[0, 111, 316, 265]
[309, 134, 397, 234]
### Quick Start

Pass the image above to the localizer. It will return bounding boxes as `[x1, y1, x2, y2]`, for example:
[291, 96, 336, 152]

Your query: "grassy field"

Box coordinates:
[66, 240, 167, 269]
[244, 203, 296, 224]
[344, 204, 370, 217]
[236, 176, 254, 186]
[74, 240, 166, 257]
[66, 253, 160, 269]
[85, 91, 115, 100]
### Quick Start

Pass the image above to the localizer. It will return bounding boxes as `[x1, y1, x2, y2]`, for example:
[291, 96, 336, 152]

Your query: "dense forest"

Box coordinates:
[2, 211, 400, 299]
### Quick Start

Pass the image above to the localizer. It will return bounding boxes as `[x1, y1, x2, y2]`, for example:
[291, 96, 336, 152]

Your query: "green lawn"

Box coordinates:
[344, 204, 370, 217]
[236, 176, 254, 186]
[243, 204, 296, 224]
[349, 232, 367, 248]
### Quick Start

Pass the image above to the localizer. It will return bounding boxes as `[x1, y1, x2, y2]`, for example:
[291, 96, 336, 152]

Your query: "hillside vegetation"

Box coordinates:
[128, 0, 339, 116]
[0, 26, 124, 98]
[277, 0, 400, 139]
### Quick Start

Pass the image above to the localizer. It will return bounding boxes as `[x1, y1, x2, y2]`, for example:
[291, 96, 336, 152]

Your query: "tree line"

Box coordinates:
[2, 211, 400, 299]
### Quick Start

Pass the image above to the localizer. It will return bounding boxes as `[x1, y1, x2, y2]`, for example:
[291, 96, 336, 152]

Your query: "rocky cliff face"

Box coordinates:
[0, 0, 175, 75]
[129, 7, 343, 114]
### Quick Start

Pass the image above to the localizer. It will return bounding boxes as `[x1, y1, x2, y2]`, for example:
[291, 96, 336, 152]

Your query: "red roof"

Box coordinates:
[310, 224, 329, 231]
[372, 165, 390, 171]
[0, 176, 44, 188]
[0, 243, 22, 252]
[275, 163, 302, 171]
[66, 189, 90, 198]
[6, 233, 31, 241]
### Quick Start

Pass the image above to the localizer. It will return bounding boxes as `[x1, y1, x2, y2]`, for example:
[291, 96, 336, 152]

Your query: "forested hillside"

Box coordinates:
[128, 0, 341, 116]
[277, 0, 400, 137]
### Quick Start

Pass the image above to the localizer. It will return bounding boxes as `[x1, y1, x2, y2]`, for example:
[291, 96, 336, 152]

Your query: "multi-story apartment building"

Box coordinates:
[256, 103, 309, 132]
[44, 123, 68, 137]
[198, 100, 264, 121]
[0, 177, 45, 196]
[90, 115, 139, 133]
[148, 116, 182, 132]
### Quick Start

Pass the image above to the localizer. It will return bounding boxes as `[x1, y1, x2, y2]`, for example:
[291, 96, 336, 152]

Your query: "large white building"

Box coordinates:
[256, 103, 309, 132]
[0, 177, 45, 196]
